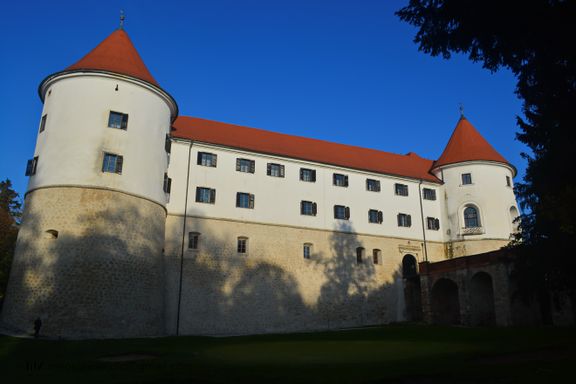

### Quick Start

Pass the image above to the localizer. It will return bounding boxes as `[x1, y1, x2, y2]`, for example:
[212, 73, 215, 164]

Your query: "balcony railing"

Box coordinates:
[460, 226, 485, 236]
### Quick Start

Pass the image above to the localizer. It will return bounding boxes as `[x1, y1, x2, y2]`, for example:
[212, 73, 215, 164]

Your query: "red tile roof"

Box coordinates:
[172, 116, 441, 183]
[433, 117, 510, 170]
[66, 29, 159, 87]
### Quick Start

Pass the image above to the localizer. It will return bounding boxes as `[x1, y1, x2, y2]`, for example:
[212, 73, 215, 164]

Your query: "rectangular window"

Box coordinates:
[163, 172, 172, 194]
[506, 176, 511, 187]
[108, 111, 128, 129]
[236, 192, 255, 209]
[102, 153, 123, 174]
[462, 173, 472, 185]
[237, 237, 248, 254]
[334, 205, 350, 220]
[39, 114, 47, 133]
[423, 188, 436, 200]
[366, 179, 381, 192]
[25, 156, 38, 176]
[300, 201, 318, 216]
[236, 158, 255, 173]
[300, 168, 316, 182]
[397, 213, 412, 227]
[395, 183, 408, 196]
[195, 187, 216, 204]
[267, 163, 285, 177]
[333, 173, 349, 187]
[165, 134, 172, 154]
[373, 249, 381, 264]
[188, 232, 200, 250]
[368, 209, 383, 224]
[197, 152, 217, 167]
[303, 243, 312, 259]
[427, 217, 440, 230]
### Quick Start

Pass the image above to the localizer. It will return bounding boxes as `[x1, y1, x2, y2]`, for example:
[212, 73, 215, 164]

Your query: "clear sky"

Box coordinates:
[0, 0, 525, 198]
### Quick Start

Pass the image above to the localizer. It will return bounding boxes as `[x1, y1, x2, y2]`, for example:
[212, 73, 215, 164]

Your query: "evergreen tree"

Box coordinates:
[397, 0, 576, 318]
[0, 179, 20, 302]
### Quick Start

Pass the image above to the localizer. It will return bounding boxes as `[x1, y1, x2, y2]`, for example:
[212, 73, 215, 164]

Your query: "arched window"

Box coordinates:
[356, 247, 365, 264]
[464, 206, 480, 228]
[402, 254, 418, 278]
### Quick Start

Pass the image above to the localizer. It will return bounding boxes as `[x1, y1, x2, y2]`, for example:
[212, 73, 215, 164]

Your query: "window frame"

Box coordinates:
[368, 209, 383, 224]
[102, 152, 123, 174]
[163, 172, 172, 194]
[300, 200, 318, 216]
[266, 163, 285, 178]
[506, 175, 512, 187]
[236, 158, 256, 173]
[25, 156, 39, 176]
[39, 114, 47, 133]
[356, 247, 365, 264]
[299, 168, 316, 182]
[303, 243, 313, 259]
[236, 192, 255, 209]
[426, 217, 440, 230]
[397, 213, 412, 227]
[195, 187, 216, 204]
[197, 152, 217, 167]
[422, 188, 436, 201]
[333, 173, 349, 187]
[373, 249, 381, 265]
[464, 206, 481, 228]
[461, 173, 473, 185]
[366, 178, 381, 192]
[333, 205, 350, 220]
[188, 232, 200, 250]
[237, 237, 248, 254]
[395, 183, 409, 196]
[108, 111, 129, 130]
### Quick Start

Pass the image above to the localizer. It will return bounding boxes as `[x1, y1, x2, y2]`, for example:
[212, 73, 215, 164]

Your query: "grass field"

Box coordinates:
[1, 325, 575, 383]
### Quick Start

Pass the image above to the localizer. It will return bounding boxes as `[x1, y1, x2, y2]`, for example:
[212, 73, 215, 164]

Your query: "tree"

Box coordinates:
[0, 179, 20, 303]
[396, 0, 576, 320]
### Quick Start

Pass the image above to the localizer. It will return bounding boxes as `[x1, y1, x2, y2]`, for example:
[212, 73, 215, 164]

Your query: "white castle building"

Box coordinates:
[1, 28, 519, 338]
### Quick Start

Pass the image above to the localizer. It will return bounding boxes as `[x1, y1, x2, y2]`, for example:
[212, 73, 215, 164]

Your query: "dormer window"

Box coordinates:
[108, 111, 128, 130]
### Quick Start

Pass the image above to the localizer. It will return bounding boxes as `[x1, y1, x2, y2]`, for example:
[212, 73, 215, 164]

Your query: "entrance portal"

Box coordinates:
[402, 254, 422, 321]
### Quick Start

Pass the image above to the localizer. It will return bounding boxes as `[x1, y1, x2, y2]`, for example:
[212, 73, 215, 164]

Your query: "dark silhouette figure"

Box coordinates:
[33, 317, 42, 338]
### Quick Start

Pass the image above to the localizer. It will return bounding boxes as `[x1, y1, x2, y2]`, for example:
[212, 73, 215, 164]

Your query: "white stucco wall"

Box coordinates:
[166, 140, 446, 243]
[28, 73, 173, 205]
[435, 162, 518, 242]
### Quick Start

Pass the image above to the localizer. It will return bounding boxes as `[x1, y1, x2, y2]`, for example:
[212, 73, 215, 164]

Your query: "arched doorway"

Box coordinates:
[470, 272, 496, 326]
[431, 278, 460, 325]
[402, 254, 422, 321]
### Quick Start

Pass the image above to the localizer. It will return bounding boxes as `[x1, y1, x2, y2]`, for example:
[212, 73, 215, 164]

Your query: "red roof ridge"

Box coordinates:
[65, 29, 159, 87]
[172, 116, 441, 183]
[433, 117, 510, 171]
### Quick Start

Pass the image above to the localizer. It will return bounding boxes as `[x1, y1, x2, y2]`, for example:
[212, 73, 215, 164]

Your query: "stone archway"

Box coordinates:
[431, 278, 460, 325]
[470, 272, 496, 326]
[402, 254, 422, 321]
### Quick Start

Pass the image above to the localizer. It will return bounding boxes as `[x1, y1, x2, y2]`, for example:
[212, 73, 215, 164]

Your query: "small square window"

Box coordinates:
[237, 237, 248, 254]
[423, 188, 436, 200]
[236, 158, 255, 173]
[267, 163, 285, 177]
[188, 232, 200, 250]
[300, 168, 316, 182]
[397, 213, 412, 227]
[334, 205, 350, 220]
[236, 192, 255, 209]
[366, 179, 381, 192]
[333, 173, 349, 187]
[25, 156, 38, 176]
[196, 187, 216, 204]
[301, 201, 317, 216]
[39, 115, 47, 133]
[427, 217, 440, 230]
[303, 243, 312, 259]
[395, 183, 408, 196]
[462, 173, 472, 185]
[108, 111, 128, 129]
[368, 209, 383, 224]
[102, 153, 123, 174]
[197, 152, 217, 167]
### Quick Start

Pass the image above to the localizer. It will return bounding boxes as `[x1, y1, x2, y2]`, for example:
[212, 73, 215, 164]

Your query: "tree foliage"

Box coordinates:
[0, 179, 20, 301]
[397, 1, 576, 308]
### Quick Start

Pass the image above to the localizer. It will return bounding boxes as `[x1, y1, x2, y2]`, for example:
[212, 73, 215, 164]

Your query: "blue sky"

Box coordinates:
[0, 0, 525, 197]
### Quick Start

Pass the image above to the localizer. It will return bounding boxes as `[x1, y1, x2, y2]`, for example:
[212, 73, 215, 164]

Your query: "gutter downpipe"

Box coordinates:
[418, 180, 429, 262]
[176, 140, 193, 336]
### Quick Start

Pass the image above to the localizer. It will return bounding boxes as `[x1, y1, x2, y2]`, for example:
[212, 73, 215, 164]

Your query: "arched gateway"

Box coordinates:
[431, 278, 460, 325]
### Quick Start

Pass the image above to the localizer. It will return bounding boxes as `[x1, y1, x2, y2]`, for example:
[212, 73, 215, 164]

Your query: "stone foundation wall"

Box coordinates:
[163, 215, 448, 336]
[1, 187, 166, 338]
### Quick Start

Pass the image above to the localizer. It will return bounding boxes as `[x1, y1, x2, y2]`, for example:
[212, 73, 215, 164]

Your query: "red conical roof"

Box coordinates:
[66, 29, 159, 86]
[433, 117, 509, 170]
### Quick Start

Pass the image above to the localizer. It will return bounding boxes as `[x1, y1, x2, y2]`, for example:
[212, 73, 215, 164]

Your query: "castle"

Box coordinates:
[1, 27, 520, 338]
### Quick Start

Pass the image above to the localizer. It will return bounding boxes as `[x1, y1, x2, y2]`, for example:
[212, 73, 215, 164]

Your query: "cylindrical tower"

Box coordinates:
[432, 117, 519, 257]
[1, 28, 178, 338]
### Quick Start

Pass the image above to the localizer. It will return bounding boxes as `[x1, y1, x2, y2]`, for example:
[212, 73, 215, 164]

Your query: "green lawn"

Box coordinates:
[1, 325, 575, 383]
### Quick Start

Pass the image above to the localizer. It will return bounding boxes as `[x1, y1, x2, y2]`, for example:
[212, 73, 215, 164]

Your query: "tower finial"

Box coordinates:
[458, 102, 465, 118]
[119, 9, 125, 30]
